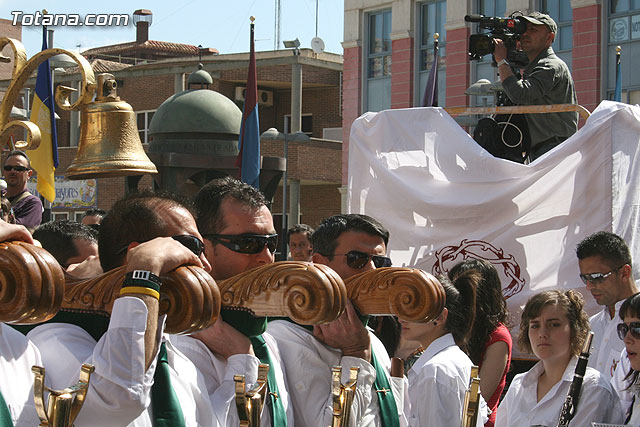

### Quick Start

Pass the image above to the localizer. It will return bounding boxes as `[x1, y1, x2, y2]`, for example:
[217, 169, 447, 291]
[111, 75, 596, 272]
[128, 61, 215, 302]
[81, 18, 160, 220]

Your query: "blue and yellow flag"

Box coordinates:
[28, 26, 59, 202]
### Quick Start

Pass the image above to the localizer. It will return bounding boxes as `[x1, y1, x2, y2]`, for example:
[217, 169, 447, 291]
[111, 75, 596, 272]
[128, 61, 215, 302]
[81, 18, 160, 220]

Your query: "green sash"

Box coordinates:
[151, 342, 185, 427]
[250, 335, 288, 427]
[0, 389, 14, 427]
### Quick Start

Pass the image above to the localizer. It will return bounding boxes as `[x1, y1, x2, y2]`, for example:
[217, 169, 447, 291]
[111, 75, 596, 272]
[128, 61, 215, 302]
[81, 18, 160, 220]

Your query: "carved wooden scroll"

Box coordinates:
[0, 241, 65, 324]
[343, 267, 446, 322]
[217, 261, 347, 325]
[63, 265, 221, 335]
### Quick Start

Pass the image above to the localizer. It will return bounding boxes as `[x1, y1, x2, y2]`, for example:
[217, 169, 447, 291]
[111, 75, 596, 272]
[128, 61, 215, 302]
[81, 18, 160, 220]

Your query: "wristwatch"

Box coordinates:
[497, 58, 509, 67]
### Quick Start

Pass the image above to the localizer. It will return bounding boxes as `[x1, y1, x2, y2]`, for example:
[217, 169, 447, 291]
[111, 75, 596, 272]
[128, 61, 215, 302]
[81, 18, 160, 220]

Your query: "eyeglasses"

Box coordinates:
[203, 233, 279, 254]
[579, 265, 624, 285]
[332, 250, 392, 269]
[617, 322, 640, 340]
[3, 165, 30, 172]
[116, 235, 205, 257]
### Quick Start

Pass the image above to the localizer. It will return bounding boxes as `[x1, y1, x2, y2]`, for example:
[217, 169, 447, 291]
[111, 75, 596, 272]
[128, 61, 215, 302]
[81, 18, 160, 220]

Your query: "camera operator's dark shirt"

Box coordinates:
[501, 47, 578, 153]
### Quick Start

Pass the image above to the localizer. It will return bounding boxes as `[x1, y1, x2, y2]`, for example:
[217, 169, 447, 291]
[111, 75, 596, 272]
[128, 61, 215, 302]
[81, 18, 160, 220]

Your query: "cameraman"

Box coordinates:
[493, 12, 577, 160]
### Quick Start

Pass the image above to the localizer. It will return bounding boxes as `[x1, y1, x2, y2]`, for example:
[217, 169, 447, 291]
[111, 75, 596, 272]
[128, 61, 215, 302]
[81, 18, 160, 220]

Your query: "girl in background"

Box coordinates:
[448, 259, 511, 427]
[401, 271, 488, 427]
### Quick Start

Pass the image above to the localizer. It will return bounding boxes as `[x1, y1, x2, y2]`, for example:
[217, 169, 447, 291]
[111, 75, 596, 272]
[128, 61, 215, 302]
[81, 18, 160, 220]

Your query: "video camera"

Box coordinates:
[465, 14, 529, 69]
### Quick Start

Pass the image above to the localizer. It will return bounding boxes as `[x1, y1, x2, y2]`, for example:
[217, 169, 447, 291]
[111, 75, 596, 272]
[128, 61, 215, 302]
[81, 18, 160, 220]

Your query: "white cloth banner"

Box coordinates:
[348, 101, 640, 357]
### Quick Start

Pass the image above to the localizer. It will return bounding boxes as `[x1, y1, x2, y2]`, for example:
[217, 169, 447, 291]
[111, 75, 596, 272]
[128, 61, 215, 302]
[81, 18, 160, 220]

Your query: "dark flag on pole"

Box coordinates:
[422, 33, 440, 107]
[614, 45, 622, 103]
[235, 17, 260, 188]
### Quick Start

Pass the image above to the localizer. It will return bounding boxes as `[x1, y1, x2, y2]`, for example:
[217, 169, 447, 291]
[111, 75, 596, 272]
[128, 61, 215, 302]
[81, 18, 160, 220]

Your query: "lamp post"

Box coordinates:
[261, 128, 310, 260]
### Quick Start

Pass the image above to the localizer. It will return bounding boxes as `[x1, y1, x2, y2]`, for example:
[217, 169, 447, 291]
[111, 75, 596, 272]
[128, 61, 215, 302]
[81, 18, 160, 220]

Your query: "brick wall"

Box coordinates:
[391, 37, 415, 109]
[271, 183, 342, 228]
[572, 5, 601, 112]
[445, 27, 471, 108]
[342, 45, 362, 186]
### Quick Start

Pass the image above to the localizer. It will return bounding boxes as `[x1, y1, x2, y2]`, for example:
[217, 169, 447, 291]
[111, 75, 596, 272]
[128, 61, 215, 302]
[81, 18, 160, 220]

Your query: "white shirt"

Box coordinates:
[590, 300, 625, 380]
[406, 333, 487, 427]
[612, 348, 635, 419]
[28, 297, 162, 426]
[495, 357, 623, 427]
[171, 332, 295, 427]
[0, 323, 42, 425]
[267, 320, 406, 427]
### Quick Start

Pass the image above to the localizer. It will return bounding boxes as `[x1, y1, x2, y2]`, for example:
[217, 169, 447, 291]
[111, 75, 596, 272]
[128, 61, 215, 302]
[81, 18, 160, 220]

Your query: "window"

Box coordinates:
[606, 2, 640, 101]
[74, 211, 86, 222]
[284, 114, 313, 135]
[472, 0, 506, 106]
[52, 212, 69, 221]
[540, 0, 573, 68]
[136, 110, 155, 143]
[365, 10, 392, 112]
[417, 1, 447, 106]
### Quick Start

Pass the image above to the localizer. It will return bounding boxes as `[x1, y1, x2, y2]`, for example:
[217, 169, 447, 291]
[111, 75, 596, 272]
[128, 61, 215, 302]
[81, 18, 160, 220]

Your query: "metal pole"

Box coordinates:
[281, 135, 288, 260]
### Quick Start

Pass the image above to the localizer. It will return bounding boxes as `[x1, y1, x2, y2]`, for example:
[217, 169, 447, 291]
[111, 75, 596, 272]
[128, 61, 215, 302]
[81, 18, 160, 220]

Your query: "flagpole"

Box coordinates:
[614, 45, 622, 103]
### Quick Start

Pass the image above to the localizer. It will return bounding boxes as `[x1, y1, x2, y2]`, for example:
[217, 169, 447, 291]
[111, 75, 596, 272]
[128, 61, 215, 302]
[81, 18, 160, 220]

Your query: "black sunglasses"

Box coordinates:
[617, 322, 640, 340]
[116, 235, 205, 257]
[203, 233, 279, 254]
[3, 165, 30, 172]
[332, 250, 392, 269]
[579, 265, 624, 285]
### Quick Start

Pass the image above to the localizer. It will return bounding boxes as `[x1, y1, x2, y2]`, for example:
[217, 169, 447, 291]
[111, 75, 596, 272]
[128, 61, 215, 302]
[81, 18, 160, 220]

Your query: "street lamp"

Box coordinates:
[261, 127, 310, 260]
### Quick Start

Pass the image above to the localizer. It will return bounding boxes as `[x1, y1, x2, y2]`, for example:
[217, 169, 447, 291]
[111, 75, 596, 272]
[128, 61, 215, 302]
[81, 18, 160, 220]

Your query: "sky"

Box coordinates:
[0, 0, 345, 58]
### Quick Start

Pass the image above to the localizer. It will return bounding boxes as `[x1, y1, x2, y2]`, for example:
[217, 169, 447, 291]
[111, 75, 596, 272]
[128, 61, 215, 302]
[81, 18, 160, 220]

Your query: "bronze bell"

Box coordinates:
[66, 73, 158, 180]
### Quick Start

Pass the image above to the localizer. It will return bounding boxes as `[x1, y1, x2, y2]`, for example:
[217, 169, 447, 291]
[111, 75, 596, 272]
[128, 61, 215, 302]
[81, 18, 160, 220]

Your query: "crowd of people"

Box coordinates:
[0, 167, 638, 426]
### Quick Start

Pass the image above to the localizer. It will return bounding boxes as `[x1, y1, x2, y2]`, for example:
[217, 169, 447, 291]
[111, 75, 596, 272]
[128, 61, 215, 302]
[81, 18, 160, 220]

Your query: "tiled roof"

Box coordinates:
[89, 58, 131, 73]
[82, 40, 209, 57]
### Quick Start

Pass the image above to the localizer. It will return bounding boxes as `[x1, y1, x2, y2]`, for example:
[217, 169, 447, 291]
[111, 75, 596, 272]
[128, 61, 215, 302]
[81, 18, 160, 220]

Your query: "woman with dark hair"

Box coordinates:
[400, 271, 488, 426]
[448, 259, 511, 427]
[495, 290, 622, 426]
[617, 292, 640, 424]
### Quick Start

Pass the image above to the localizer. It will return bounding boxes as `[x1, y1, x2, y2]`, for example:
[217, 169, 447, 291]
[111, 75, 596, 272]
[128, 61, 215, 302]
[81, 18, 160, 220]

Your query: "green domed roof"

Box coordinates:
[187, 68, 213, 86]
[149, 89, 241, 136]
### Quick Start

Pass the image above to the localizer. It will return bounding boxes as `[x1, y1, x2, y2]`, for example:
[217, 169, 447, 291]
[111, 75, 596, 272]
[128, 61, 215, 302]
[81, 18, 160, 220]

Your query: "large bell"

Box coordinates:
[66, 73, 158, 180]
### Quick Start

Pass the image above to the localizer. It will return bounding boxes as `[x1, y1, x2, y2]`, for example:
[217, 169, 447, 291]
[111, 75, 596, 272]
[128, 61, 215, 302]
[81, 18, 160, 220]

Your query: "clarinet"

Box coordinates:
[556, 331, 594, 427]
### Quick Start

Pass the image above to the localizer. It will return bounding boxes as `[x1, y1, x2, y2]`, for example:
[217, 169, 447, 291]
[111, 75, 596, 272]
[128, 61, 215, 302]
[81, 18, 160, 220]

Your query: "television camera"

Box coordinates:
[465, 13, 529, 69]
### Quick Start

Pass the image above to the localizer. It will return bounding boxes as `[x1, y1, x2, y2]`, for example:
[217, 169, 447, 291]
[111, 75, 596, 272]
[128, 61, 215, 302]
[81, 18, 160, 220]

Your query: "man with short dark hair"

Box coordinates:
[81, 208, 106, 227]
[27, 190, 212, 426]
[173, 176, 294, 426]
[269, 213, 405, 427]
[287, 223, 314, 261]
[494, 12, 577, 160]
[576, 230, 639, 418]
[33, 219, 98, 268]
[2, 150, 43, 229]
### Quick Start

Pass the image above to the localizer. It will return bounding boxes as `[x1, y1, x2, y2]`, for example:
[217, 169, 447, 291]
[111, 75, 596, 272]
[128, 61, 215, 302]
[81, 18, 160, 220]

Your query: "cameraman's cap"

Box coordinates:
[521, 12, 557, 34]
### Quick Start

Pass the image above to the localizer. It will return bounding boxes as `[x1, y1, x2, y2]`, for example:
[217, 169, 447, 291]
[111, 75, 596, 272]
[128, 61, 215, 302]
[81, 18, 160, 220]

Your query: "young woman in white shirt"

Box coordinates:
[617, 292, 640, 425]
[495, 289, 623, 427]
[400, 271, 488, 427]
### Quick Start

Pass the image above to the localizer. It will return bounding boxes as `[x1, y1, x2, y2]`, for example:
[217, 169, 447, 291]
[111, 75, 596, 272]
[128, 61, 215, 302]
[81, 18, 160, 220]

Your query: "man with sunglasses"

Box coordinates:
[268, 214, 403, 427]
[25, 190, 215, 426]
[168, 176, 293, 426]
[2, 150, 43, 229]
[576, 231, 639, 414]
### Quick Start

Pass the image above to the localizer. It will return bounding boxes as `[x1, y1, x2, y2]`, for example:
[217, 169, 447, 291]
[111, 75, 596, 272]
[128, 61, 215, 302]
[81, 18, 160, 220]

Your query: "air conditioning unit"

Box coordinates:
[234, 86, 274, 107]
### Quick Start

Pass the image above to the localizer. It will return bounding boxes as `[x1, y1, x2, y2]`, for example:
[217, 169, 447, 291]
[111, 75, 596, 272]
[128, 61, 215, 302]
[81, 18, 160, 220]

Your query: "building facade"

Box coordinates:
[342, 0, 632, 205]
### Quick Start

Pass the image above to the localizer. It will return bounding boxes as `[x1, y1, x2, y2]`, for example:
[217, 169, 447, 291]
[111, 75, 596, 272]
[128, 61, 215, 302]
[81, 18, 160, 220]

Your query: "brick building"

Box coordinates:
[1, 15, 344, 230]
[341, 0, 631, 206]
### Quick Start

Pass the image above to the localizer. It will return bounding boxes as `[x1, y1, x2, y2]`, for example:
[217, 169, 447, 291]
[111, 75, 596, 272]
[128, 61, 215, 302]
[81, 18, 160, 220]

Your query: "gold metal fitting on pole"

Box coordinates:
[461, 365, 481, 427]
[32, 363, 95, 427]
[330, 366, 360, 427]
[234, 363, 269, 426]
[0, 37, 157, 180]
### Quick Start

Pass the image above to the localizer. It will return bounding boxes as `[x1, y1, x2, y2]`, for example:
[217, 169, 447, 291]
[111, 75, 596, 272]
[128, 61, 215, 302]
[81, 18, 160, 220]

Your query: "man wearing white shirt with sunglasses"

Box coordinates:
[576, 231, 639, 416]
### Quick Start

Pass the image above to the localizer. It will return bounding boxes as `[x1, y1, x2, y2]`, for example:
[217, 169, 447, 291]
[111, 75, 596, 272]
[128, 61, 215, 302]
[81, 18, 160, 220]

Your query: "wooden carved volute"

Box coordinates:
[0, 241, 65, 324]
[343, 267, 446, 322]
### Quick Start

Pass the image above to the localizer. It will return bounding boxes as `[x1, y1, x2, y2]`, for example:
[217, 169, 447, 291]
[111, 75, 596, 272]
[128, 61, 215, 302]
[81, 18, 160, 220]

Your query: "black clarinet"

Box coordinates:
[556, 331, 594, 427]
